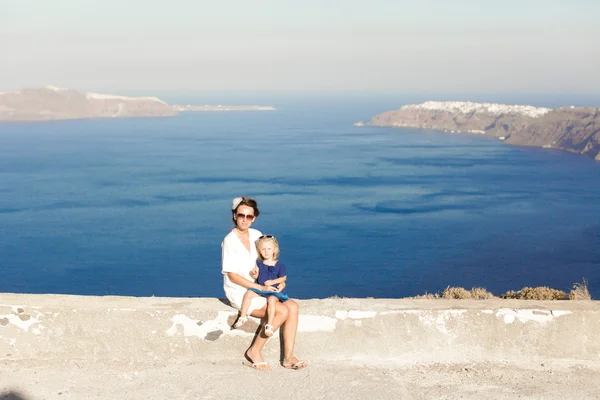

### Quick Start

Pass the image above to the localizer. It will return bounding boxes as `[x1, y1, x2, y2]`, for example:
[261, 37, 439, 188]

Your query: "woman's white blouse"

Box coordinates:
[221, 228, 263, 310]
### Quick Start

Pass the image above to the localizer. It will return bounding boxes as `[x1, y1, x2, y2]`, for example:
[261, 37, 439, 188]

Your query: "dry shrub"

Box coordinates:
[410, 280, 591, 301]
[442, 286, 472, 299]
[570, 278, 592, 300]
[470, 287, 495, 299]
[500, 286, 569, 300]
[410, 292, 440, 299]
[411, 287, 495, 299]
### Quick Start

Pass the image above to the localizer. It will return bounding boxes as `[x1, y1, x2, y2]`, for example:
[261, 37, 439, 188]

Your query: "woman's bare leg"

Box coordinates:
[281, 300, 298, 357]
[281, 300, 307, 368]
[245, 302, 289, 368]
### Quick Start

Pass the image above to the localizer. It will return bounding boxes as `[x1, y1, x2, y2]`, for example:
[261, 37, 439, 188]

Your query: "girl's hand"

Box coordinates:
[250, 267, 259, 280]
[264, 279, 274, 286]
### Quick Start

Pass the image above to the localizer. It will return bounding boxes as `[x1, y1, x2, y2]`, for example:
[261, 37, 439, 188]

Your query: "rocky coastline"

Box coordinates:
[361, 101, 600, 161]
[0, 86, 275, 121]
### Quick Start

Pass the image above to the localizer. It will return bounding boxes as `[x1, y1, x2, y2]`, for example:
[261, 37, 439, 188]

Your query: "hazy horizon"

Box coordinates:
[2, 0, 600, 94]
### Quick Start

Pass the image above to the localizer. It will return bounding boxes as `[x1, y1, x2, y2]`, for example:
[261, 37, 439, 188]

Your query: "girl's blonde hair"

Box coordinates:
[256, 235, 280, 261]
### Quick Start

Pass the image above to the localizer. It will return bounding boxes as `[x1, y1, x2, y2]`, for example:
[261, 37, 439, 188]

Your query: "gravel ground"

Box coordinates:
[2, 360, 599, 399]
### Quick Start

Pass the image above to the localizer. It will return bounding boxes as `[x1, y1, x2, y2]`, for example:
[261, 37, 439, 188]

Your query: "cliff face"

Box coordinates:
[0, 86, 177, 121]
[368, 101, 600, 161]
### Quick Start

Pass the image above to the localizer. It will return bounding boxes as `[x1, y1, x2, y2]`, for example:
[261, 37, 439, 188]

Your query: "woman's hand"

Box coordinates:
[262, 285, 277, 292]
[275, 282, 286, 292]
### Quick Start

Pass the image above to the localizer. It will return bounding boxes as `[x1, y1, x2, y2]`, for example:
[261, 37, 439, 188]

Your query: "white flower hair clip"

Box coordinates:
[231, 196, 245, 211]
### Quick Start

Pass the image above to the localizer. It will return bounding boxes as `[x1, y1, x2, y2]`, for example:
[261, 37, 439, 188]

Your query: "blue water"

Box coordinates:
[1, 94, 599, 299]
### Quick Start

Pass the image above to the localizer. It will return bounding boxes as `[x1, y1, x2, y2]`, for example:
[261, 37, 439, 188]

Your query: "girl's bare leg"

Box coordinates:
[266, 296, 277, 326]
[234, 291, 259, 328]
[239, 290, 258, 319]
[245, 302, 289, 367]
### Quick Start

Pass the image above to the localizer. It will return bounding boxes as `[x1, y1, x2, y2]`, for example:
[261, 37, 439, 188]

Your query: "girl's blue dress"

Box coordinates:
[250, 260, 289, 301]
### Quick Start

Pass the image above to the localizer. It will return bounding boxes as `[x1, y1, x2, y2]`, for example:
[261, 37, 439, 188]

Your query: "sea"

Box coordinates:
[1, 92, 599, 299]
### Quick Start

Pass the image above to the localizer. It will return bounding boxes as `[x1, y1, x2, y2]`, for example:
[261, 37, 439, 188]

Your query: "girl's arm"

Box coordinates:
[249, 265, 259, 280]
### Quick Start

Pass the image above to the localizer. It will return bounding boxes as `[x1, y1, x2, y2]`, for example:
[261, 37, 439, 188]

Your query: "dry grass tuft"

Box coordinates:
[408, 278, 591, 300]
[410, 292, 441, 300]
[339, 278, 593, 301]
[442, 286, 472, 299]
[410, 286, 496, 299]
[569, 278, 592, 300]
[500, 286, 569, 300]
[470, 287, 495, 299]
[439, 286, 497, 299]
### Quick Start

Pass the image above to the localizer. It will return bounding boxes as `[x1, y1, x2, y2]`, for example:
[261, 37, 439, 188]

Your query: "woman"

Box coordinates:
[221, 196, 308, 371]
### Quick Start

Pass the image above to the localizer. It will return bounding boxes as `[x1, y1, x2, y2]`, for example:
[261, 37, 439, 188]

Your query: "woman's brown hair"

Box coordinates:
[231, 196, 260, 224]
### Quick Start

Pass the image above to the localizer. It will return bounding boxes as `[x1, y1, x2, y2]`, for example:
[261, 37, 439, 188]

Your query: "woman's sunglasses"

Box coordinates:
[236, 213, 255, 221]
[258, 235, 274, 239]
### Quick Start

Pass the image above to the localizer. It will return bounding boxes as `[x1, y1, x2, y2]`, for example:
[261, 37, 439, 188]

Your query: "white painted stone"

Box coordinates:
[166, 311, 255, 340]
[495, 309, 572, 324]
[419, 314, 449, 334]
[336, 310, 378, 320]
[0, 313, 43, 333]
[551, 311, 572, 318]
[10, 306, 23, 314]
[418, 310, 467, 335]
[298, 315, 337, 332]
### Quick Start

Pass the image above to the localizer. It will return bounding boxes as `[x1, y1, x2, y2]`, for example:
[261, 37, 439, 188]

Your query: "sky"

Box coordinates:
[1, 0, 599, 94]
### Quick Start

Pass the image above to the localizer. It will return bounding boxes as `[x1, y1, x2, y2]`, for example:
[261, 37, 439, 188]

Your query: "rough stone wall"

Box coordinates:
[1, 294, 599, 365]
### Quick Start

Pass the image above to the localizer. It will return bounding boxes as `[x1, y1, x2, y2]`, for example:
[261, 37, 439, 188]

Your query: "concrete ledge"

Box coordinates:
[1, 293, 599, 366]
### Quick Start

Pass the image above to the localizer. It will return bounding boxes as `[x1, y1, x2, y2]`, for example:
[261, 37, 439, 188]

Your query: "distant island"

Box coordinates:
[358, 101, 600, 161]
[0, 86, 275, 121]
[174, 104, 275, 112]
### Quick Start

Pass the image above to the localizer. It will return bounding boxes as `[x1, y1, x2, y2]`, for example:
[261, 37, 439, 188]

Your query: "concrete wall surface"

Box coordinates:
[1, 293, 599, 366]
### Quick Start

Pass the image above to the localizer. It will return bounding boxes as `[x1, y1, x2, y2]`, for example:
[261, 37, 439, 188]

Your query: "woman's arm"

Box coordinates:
[222, 238, 269, 291]
[264, 276, 287, 286]
[226, 272, 270, 291]
[274, 281, 286, 293]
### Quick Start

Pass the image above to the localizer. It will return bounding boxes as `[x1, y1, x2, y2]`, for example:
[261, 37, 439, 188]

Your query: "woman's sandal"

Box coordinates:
[243, 350, 271, 371]
[264, 324, 274, 337]
[233, 315, 248, 329]
[242, 361, 271, 371]
[282, 357, 308, 370]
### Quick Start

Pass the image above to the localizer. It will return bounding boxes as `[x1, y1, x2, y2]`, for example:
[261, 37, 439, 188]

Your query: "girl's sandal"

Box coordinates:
[233, 315, 248, 329]
[264, 324, 274, 337]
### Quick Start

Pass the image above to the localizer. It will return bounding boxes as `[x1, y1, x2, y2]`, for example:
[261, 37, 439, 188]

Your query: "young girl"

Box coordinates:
[233, 234, 289, 337]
